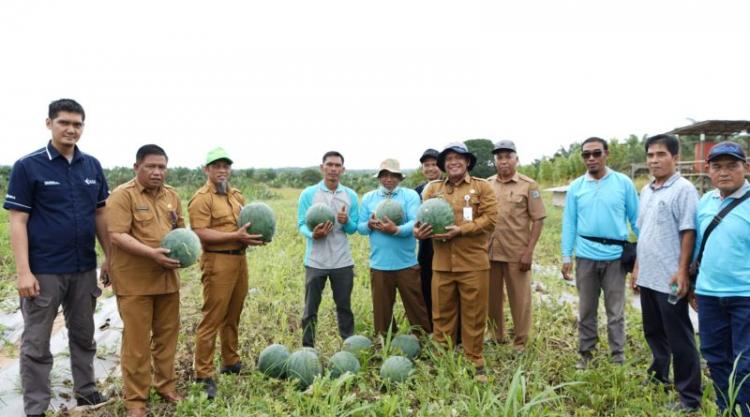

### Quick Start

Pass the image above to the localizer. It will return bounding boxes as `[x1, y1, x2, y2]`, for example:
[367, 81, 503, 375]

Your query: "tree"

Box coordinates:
[464, 138, 495, 179]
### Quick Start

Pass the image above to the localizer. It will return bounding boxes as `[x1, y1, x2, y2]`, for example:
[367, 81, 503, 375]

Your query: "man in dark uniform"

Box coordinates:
[414, 148, 440, 323]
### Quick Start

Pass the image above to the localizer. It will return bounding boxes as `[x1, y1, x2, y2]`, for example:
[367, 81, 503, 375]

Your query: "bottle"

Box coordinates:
[667, 283, 681, 305]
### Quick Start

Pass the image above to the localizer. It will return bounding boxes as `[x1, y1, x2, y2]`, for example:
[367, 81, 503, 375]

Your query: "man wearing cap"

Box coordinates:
[358, 158, 431, 336]
[487, 140, 546, 351]
[188, 148, 265, 399]
[561, 137, 639, 369]
[5, 99, 110, 416]
[414, 148, 441, 323]
[107, 144, 184, 416]
[297, 151, 359, 347]
[693, 141, 750, 416]
[414, 142, 497, 377]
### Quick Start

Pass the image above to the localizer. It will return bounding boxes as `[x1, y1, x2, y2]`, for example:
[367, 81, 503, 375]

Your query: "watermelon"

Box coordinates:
[416, 198, 454, 235]
[342, 335, 372, 354]
[305, 203, 336, 231]
[160, 228, 201, 267]
[301, 347, 319, 357]
[374, 199, 405, 226]
[328, 351, 360, 378]
[380, 356, 414, 383]
[257, 344, 289, 379]
[238, 202, 276, 242]
[390, 334, 420, 359]
[286, 349, 322, 389]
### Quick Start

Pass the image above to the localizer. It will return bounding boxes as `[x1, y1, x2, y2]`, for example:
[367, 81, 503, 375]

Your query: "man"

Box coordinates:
[4, 99, 109, 416]
[414, 148, 441, 323]
[694, 141, 750, 416]
[107, 145, 184, 417]
[188, 148, 265, 399]
[561, 137, 639, 369]
[414, 142, 497, 378]
[487, 140, 545, 351]
[297, 151, 359, 347]
[631, 134, 702, 412]
[358, 158, 431, 336]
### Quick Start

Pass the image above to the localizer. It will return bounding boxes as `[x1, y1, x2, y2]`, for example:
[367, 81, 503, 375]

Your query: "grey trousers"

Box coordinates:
[20, 270, 101, 415]
[575, 258, 626, 360]
[302, 266, 354, 347]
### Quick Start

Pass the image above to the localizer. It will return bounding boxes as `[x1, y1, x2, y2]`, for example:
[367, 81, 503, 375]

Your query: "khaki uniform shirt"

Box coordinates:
[423, 174, 498, 272]
[107, 179, 185, 296]
[487, 172, 546, 262]
[187, 181, 246, 251]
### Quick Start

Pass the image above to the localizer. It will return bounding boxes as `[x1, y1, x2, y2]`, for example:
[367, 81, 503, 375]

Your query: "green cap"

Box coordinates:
[205, 147, 233, 166]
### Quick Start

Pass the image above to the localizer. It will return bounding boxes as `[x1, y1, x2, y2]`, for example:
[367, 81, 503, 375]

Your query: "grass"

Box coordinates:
[0, 187, 729, 416]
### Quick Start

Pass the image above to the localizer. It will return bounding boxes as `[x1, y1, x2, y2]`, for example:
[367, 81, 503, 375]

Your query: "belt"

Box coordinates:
[205, 249, 246, 256]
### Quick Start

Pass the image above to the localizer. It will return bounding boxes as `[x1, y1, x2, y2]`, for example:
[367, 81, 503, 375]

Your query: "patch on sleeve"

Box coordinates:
[530, 190, 541, 199]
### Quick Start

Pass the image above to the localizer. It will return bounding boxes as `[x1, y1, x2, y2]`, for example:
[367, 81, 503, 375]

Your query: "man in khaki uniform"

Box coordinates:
[188, 147, 264, 399]
[107, 145, 184, 417]
[415, 142, 497, 377]
[487, 140, 546, 351]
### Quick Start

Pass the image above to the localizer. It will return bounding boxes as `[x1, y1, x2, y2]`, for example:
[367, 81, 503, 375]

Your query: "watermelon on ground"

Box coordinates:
[238, 202, 276, 242]
[257, 344, 289, 379]
[286, 349, 322, 389]
[416, 198, 454, 235]
[390, 334, 420, 359]
[374, 199, 405, 226]
[342, 335, 372, 354]
[380, 356, 414, 383]
[160, 228, 201, 267]
[328, 351, 360, 378]
[305, 203, 336, 231]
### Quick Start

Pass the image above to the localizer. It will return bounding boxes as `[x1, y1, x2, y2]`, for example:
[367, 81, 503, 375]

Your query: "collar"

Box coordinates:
[585, 167, 611, 182]
[445, 173, 472, 186]
[46, 140, 82, 162]
[713, 181, 750, 201]
[134, 178, 165, 197]
[649, 172, 681, 190]
[378, 186, 401, 197]
[495, 172, 520, 183]
[318, 180, 343, 193]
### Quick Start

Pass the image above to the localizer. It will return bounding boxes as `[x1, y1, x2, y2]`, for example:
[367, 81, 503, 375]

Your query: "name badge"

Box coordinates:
[463, 195, 473, 221]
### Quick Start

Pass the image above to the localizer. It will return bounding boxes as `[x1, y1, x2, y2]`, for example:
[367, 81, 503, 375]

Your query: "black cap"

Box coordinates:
[419, 148, 440, 163]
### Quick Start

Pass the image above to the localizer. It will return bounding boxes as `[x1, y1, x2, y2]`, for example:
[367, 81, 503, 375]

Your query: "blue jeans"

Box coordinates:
[698, 295, 750, 416]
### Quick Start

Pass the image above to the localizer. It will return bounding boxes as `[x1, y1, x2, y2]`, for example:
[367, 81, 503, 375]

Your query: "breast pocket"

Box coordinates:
[656, 201, 671, 224]
[133, 209, 155, 227]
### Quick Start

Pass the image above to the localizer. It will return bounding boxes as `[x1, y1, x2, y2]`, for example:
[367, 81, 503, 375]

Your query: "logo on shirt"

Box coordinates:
[84, 178, 97, 185]
[43, 181, 61, 186]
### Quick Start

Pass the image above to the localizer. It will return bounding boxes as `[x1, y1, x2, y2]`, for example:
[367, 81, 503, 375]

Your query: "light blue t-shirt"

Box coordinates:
[357, 186, 420, 271]
[695, 181, 750, 297]
[297, 181, 359, 269]
[561, 168, 639, 262]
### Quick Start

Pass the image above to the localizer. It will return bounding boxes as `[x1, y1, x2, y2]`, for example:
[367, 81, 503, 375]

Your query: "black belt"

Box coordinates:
[205, 249, 246, 256]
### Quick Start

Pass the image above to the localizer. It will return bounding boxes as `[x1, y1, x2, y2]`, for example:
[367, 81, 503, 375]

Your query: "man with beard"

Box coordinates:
[561, 137, 639, 369]
[414, 148, 441, 324]
[188, 148, 265, 399]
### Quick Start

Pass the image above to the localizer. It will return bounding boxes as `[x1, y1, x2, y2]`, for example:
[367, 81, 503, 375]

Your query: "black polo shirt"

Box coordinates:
[3, 141, 109, 274]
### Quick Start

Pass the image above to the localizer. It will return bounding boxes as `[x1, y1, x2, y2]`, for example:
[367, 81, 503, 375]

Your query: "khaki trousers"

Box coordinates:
[432, 269, 489, 367]
[370, 266, 431, 335]
[117, 292, 180, 410]
[488, 261, 532, 347]
[194, 253, 249, 378]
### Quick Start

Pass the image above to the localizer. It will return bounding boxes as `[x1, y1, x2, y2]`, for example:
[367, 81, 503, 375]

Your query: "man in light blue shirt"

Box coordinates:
[358, 159, 431, 336]
[297, 151, 359, 347]
[561, 137, 639, 369]
[694, 141, 750, 416]
[632, 134, 701, 412]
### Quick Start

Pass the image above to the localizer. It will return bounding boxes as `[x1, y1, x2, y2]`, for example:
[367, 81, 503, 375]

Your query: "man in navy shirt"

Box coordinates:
[4, 99, 110, 416]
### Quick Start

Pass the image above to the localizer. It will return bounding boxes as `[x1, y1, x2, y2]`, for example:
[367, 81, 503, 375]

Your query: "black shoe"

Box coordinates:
[76, 391, 109, 409]
[196, 378, 217, 400]
[220, 362, 243, 375]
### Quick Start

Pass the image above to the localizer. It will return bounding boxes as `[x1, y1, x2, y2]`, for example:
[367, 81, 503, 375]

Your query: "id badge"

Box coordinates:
[463, 206, 473, 222]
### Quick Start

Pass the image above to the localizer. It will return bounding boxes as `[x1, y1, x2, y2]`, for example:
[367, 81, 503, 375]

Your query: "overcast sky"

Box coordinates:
[1, 0, 749, 170]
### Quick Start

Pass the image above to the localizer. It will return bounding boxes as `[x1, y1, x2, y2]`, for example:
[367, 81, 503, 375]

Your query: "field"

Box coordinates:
[0, 186, 725, 416]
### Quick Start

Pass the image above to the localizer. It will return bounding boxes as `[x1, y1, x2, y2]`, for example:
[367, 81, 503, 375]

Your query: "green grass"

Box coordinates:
[0, 189, 726, 416]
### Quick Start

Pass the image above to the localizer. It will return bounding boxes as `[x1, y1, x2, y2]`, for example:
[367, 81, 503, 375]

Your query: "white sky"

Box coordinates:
[1, 0, 749, 170]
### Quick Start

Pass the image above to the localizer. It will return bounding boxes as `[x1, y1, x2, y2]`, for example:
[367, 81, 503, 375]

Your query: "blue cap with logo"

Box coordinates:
[707, 141, 746, 162]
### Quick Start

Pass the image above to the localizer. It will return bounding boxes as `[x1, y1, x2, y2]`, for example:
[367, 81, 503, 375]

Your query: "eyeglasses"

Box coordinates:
[581, 150, 604, 159]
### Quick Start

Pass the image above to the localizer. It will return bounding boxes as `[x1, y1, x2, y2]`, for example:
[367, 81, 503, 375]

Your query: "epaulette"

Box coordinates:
[471, 176, 490, 182]
[517, 174, 536, 184]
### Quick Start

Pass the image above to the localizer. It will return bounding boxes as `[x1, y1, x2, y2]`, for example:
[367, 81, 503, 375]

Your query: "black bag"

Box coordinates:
[580, 235, 637, 273]
[688, 190, 750, 285]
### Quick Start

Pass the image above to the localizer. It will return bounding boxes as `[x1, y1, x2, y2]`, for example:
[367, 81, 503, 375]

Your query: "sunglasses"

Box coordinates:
[581, 150, 604, 159]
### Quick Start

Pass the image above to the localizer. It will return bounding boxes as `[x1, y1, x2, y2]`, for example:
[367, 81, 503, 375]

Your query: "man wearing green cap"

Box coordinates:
[188, 147, 265, 399]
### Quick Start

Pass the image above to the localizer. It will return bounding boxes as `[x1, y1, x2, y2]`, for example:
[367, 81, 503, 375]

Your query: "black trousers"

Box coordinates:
[417, 239, 434, 324]
[640, 286, 702, 408]
[301, 266, 355, 347]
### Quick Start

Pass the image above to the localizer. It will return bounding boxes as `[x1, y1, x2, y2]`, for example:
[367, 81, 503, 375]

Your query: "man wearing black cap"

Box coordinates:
[414, 148, 441, 324]
[414, 142, 497, 378]
[693, 141, 750, 416]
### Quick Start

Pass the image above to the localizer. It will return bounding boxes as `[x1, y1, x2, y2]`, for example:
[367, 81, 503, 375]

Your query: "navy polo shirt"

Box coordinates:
[3, 141, 109, 274]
